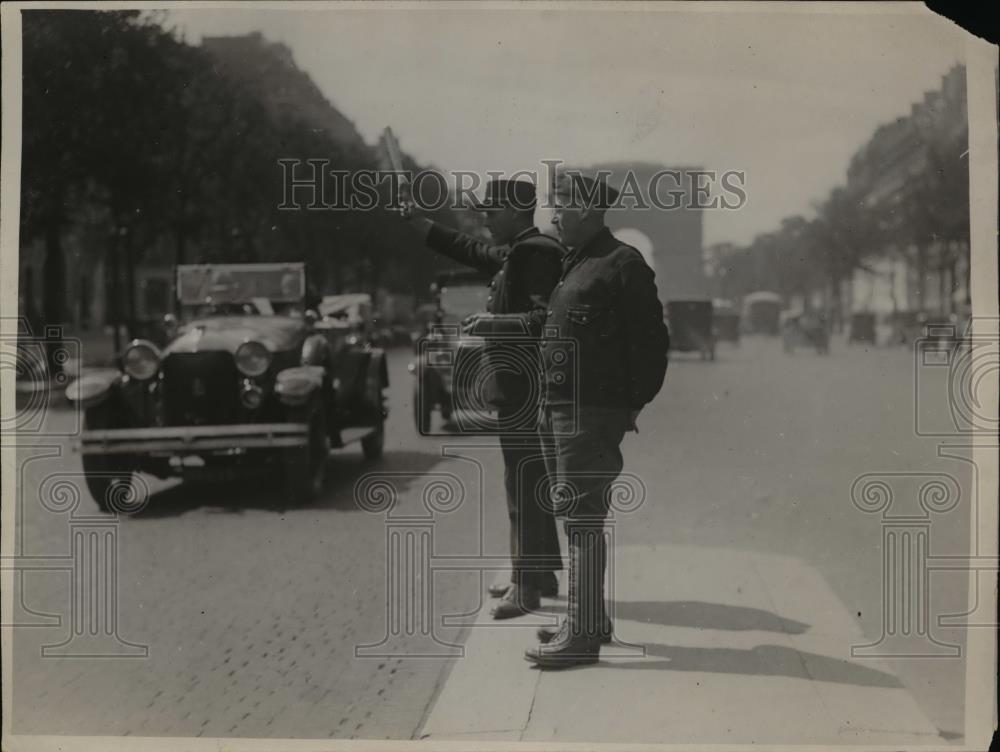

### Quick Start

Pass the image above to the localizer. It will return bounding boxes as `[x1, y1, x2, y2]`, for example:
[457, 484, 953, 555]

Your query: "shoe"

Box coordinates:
[524, 624, 601, 668]
[487, 580, 511, 598]
[490, 585, 541, 620]
[536, 621, 613, 644]
[488, 571, 559, 599]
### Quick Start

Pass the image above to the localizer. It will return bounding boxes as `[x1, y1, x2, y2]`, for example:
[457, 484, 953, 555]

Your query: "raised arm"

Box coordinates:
[423, 222, 505, 275]
[400, 183, 504, 274]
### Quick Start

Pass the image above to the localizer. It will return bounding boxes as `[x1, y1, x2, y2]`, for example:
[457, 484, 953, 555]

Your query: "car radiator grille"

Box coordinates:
[161, 352, 240, 426]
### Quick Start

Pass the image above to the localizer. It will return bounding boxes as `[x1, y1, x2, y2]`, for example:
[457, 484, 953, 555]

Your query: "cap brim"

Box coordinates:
[471, 200, 506, 212]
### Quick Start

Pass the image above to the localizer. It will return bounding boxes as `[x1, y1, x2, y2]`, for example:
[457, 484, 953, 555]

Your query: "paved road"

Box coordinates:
[8, 335, 974, 740]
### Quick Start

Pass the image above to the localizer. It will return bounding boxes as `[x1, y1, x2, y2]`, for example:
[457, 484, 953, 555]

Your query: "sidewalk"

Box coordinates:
[419, 544, 946, 745]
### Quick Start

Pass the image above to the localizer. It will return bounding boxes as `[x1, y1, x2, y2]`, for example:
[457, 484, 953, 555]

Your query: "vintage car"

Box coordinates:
[848, 311, 877, 344]
[318, 293, 376, 344]
[742, 291, 783, 335]
[711, 298, 741, 345]
[781, 308, 830, 354]
[409, 269, 492, 433]
[66, 263, 388, 513]
[665, 299, 716, 361]
[888, 310, 922, 346]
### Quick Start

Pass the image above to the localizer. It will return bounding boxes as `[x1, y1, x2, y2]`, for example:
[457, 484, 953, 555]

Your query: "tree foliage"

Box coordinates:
[708, 68, 969, 312]
[21, 10, 452, 344]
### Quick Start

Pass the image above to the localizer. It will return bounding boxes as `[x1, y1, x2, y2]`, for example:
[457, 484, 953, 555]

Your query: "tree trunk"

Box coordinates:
[108, 230, 122, 354]
[915, 243, 926, 311]
[125, 228, 136, 341]
[42, 220, 65, 377]
[175, 224, 187, 266]
[175, 226, 186, 314]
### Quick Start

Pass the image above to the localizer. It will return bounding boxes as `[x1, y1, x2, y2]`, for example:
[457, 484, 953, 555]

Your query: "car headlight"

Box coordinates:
[240, 380, 264, 409]
[122, 340, 161, 380]
[235, 340, 272, 377]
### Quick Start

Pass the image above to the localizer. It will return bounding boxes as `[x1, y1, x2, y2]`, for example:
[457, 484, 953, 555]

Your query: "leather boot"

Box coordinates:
[524, 525, 606, 668]
[536, 617, 613, 644]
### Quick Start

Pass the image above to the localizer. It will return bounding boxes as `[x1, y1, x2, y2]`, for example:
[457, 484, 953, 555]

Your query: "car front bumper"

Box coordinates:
[79, 423, 310, 456]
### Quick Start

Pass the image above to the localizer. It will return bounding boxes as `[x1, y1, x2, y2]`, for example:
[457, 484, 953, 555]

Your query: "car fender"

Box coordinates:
[65, 369, 122, 408]
[301, 333, 330, 367]
[333, 345, 372, 402]
[275, 365, 326, 407]
[363, 348, 388, 402]
[368, 347, 389, 391]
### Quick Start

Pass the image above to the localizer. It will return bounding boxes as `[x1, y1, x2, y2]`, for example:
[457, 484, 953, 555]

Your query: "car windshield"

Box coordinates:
[176, 264, 305, 307]
[181, 299, 305, 320]
[439, 284, 489, 322]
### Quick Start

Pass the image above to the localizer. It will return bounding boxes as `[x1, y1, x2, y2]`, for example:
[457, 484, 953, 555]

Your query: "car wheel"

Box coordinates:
[82, 453, 143, 514]
[81, 404, 146, 514]
[285, 408, 329, 504]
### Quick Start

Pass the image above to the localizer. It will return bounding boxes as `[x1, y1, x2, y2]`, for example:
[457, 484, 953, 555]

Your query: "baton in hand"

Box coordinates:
[382, 126, 411, 216]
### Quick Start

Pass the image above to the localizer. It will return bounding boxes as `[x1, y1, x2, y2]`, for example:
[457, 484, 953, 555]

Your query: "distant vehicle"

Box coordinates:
[65, 263, 389, 513]
[318, 293, 376, 345]
[409, 269, 492, 432]
[665, 299, 715, 361]
[711, 298, 741, 345]
[781, 309, 830, 354]
[848, 312, 877, 344]
[888, 310, 922, 346]
[742, 291, 783, 335]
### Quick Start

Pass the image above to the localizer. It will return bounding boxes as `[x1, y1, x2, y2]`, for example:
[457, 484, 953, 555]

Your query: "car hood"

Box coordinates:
[164, 316, 304, 356]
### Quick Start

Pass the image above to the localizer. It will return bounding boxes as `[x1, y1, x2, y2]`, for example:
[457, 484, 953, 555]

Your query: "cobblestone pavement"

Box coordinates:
[8, 337, 976, 741]
[9, 350, 510, 739]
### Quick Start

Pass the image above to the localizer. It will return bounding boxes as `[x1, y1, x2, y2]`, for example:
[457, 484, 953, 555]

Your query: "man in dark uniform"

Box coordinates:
[401, 178, 565, 619]
[524, 173, 670, 668]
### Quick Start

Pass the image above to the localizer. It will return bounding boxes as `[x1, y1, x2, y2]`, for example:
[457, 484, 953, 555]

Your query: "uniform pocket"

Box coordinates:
[567, 305, 613, 337]
[567, 305, 606, 326]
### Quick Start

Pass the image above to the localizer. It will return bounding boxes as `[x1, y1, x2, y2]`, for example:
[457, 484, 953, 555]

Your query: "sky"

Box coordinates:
[164, 3, 968, 247]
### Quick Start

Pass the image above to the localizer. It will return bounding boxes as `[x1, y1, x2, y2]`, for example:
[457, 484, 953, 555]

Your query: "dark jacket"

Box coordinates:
[426, 223, 563, 326]
[540, 227, 669, 409]
[425, 223, 564, 409]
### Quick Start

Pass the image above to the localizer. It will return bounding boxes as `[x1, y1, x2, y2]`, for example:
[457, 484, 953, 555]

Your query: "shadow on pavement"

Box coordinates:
[611, 600, 809, 634]
[596, 642, 903, 688]
[126, 449, 442, 519]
